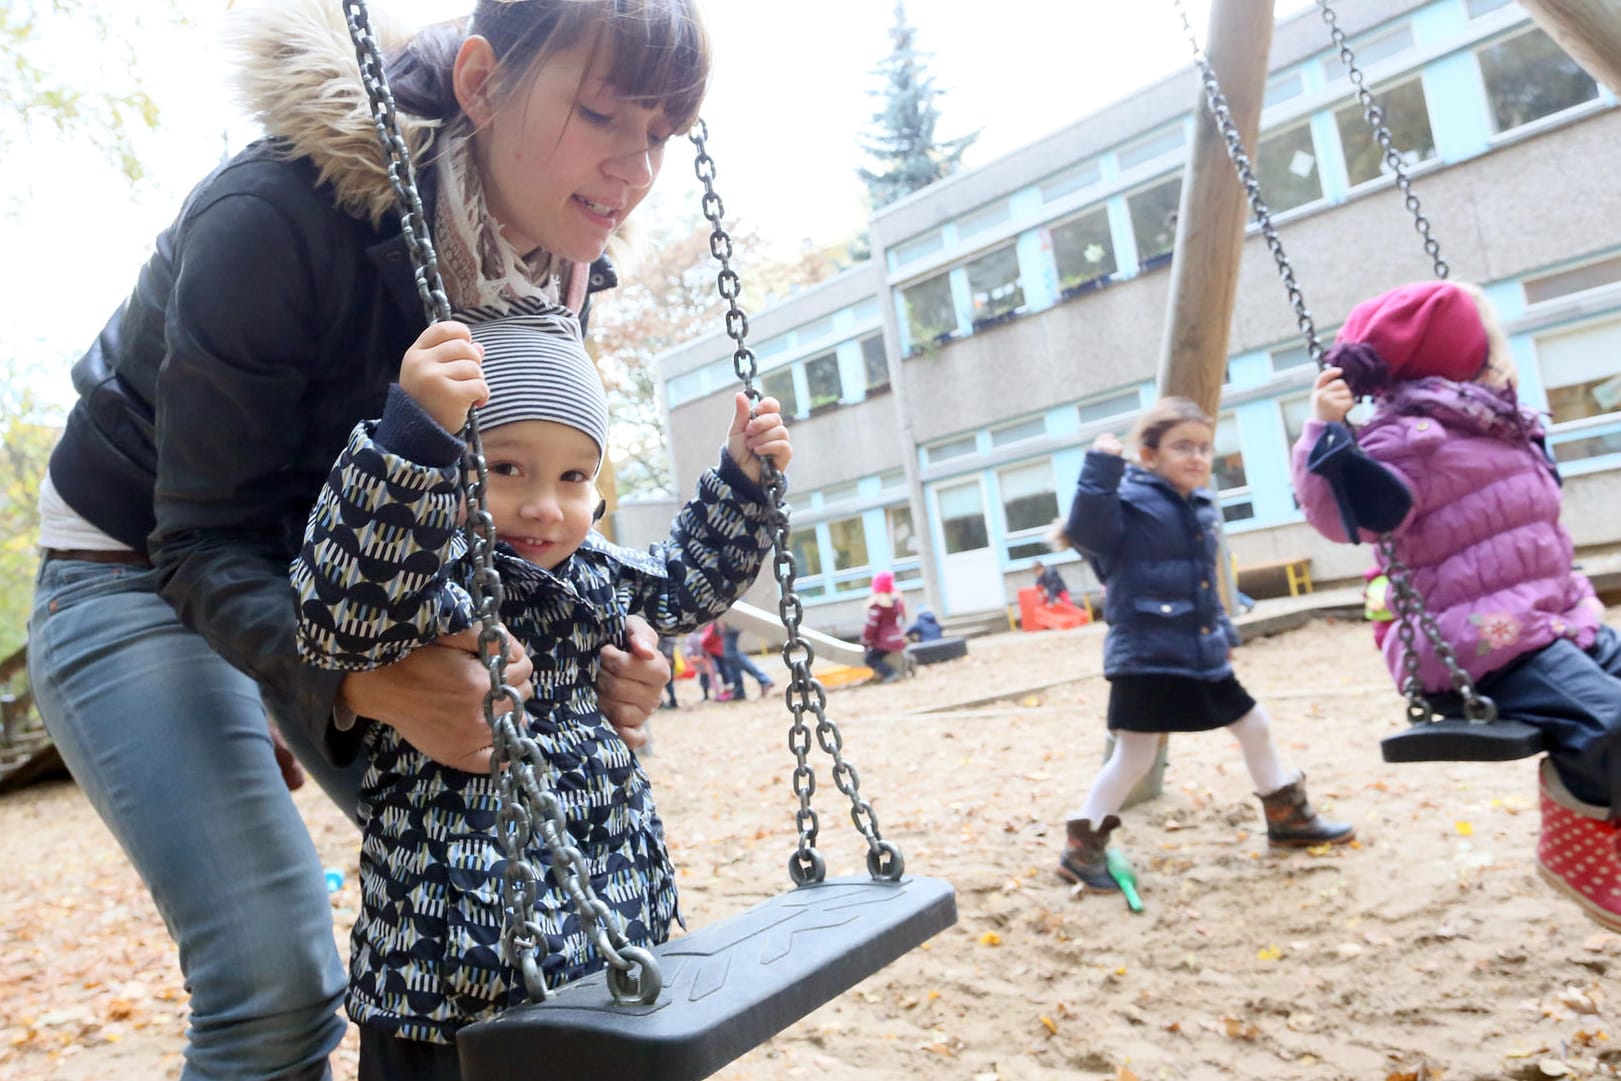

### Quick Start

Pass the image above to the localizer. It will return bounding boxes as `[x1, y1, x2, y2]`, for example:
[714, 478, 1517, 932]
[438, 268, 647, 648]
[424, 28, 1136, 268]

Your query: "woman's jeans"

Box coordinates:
[29, 557, 351, 1080]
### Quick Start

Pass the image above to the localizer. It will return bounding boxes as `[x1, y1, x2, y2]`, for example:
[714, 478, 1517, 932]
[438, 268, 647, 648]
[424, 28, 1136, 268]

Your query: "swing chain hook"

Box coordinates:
[1316, 0, 1449, 281]
[1170, 0, 1326, 370]
[344, 0, 659, 1007]
[690, 119, 905, 885]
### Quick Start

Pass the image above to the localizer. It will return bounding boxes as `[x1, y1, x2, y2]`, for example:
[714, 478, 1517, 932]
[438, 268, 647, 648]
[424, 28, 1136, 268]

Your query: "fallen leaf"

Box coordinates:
[979, 931, 1002, 947]
[1039, 1015, 1057, 1035]
[1455, 820, 1474, 836]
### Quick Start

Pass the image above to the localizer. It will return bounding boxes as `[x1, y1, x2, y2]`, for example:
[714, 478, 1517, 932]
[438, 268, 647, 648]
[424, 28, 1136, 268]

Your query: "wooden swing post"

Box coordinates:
[1519, 0, 1621, 95]
[1110, 0, 1276, 809]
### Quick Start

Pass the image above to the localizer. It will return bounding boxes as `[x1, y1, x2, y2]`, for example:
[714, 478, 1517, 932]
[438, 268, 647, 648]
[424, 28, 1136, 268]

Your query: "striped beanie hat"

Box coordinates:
[457, 298, 609, 461]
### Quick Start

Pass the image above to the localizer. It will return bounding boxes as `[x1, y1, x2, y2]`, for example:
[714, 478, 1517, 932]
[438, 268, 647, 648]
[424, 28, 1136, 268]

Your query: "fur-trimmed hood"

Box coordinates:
[226, 0, 442, 226]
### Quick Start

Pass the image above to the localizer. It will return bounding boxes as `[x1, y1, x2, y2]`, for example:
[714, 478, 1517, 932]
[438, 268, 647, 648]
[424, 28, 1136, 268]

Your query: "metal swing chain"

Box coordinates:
[1171, 0, 1494, 725]
[1317, 0, 1449, 281]
[690, 119, 904, 887]
[341, 0, 660, 1006]
[1172, 0, 1326, 369]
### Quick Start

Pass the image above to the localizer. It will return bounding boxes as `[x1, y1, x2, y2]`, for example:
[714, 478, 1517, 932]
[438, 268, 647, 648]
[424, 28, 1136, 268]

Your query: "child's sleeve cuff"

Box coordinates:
[374, 384, 465, 467]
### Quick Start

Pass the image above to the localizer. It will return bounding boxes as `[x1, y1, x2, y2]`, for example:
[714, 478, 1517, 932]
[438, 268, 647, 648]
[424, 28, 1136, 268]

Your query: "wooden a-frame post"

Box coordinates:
[1520, 1, 1621, 94]
[1112, 0, 1276, 809]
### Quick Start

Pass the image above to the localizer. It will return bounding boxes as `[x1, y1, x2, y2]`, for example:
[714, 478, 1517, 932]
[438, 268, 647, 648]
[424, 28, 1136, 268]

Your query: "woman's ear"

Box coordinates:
[452, 35, 499, 126]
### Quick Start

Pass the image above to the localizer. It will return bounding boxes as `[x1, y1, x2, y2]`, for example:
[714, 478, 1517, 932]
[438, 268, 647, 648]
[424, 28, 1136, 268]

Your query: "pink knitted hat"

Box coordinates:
[872, 570, 896, 593]
[1327, 281, 1489, 397]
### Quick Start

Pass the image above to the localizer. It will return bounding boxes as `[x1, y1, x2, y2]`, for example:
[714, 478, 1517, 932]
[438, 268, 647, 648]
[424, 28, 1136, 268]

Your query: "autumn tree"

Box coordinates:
[591, 220, 840, 498]
[0, 363, 59, 657]
[1, 2, 184, 191]
[856, 0, 978, 210]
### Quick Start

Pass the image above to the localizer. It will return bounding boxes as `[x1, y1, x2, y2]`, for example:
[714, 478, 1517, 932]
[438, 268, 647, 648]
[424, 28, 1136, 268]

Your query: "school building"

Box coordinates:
[638, 0, 1621, 637]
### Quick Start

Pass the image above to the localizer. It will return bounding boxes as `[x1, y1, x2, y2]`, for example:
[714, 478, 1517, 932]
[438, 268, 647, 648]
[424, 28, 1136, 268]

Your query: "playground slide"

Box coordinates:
[725, 601, 869, 668]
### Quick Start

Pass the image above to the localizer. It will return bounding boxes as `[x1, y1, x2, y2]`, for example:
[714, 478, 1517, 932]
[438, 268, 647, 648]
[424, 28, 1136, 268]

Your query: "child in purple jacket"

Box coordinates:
[1290, 279, 1621, 931]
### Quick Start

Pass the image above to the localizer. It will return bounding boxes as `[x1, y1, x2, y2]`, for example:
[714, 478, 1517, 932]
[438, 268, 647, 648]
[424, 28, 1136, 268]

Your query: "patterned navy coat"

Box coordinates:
[1066, 450, 1239, 681]
[291, 394, 776, 1042]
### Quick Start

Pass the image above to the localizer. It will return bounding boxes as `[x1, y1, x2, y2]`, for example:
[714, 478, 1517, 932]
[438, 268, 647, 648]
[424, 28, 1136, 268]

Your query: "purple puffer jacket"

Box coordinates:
[1291, 378, 1601, 694]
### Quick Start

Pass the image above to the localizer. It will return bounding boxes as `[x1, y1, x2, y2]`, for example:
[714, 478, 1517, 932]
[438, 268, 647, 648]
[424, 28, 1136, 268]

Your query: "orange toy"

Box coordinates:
[1017, 586, 1090, 632]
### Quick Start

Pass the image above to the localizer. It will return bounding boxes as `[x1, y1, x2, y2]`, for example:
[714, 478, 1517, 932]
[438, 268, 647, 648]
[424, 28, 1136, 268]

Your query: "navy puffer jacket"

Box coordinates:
[1066, 451, 1238, 680]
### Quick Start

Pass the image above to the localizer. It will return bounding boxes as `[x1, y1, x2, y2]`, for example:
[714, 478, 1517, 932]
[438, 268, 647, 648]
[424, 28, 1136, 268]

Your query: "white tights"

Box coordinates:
[1072, 704, 1297, 824]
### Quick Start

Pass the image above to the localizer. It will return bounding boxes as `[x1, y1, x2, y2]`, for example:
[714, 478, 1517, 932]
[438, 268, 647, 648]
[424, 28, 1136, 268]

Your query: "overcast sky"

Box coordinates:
[1, 0, 1313, 411]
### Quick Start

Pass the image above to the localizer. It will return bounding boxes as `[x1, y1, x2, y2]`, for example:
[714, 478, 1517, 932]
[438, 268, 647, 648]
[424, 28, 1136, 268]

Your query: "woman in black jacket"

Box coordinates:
[27, 2, 708, 1077]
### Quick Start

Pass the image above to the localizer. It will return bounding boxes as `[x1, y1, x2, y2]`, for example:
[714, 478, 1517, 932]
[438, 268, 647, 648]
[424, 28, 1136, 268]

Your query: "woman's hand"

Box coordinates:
[1312, 366, 1354, 423]
[400, 320, 487, 432]
[337, 626, 534, 773]
[598, 615, 670, 750]
[727, 393, 792, 482]
[1092, 432, 1124, 457]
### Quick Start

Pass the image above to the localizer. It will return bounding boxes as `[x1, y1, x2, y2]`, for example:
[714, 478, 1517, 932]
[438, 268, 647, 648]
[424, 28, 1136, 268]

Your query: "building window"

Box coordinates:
[927, 435, 977, 463]
[1265, 71, 1304, 109]
[1256, 122, 1322, 214]
[789, 528, 822, 578]
[1279, 392, 1313, 451]
[958, 199, 1011, 239]
[825, 516, 870, 571]
[999, 460, 1059, 534]
[901, 273, 957, 353]
[1322, 22, 1413, 80]
[1467, 0, 1515, 17]
[1213, 412, 1248, 492]
[1525, 254, 1621, 305]
[761, 367, 798, 417]
[967, 244, 1025, 327]
[1077, 389, 1142, 426]
[1050, 207, 1118, 296]
[1128, 176, 1183, 268]
[990, 417, 1047, 448]
[1335, 79, 1436, 187]
[1271, 343, 1315, 374]
[804, 351, 843, 412]
[938, 481, 990, 553]
[1536, 316, 1621, 461]
[1041, 160, 1101, 203]
[1480, 27, 1599, 134]
[878, 468, 907, 491]
[819, 481, 860, 505]
[860, 334, 889, 394]
[1117, 125, 1186, 170]
[887, 504, 918, 559]
[894, 229, 944, 266]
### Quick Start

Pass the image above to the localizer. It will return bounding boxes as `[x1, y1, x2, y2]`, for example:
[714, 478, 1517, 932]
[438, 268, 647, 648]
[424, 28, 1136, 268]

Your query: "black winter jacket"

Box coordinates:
[48, 141, 613, 765]
[1066, 451, 1239, 680]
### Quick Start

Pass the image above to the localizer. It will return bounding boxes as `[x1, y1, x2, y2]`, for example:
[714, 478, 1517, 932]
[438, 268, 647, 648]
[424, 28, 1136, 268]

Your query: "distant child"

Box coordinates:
[290, 301, 791, 1072]
[905, 606, 944, 643]
[684, 627, 726, 701]
[861, 570, 909, 683]
[1290, 280, 1621, 929]
[1058, 397, 1354, 893]
[717, 617, 776, 699]
[1034, 559, 1071, 605]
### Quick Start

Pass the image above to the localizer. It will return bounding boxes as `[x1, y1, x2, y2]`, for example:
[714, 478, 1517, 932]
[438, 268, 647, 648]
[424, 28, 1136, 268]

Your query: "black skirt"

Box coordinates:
[1106, 673, 1256, 733]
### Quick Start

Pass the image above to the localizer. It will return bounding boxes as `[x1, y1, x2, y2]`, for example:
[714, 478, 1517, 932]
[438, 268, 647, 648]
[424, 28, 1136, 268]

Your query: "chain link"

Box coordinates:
[1317, 0, 1449, 280]
[1171, 0, 1325, 368]
[690, 119, 904, 885]
[342, 0, 658, 1005]
[1170, 0, 1484, 728]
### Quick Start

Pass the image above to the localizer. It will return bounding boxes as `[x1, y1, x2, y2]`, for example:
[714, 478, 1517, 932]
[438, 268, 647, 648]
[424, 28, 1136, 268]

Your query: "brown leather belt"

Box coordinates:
[41, 547, 153, 568]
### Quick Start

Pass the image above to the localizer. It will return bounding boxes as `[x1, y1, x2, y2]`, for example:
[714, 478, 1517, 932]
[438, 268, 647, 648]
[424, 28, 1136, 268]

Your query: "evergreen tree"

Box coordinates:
[857, 0, 978, 210]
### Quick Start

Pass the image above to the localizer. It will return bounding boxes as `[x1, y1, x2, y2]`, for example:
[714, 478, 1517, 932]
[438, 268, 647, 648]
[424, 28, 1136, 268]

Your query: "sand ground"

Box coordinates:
[4, 612, 1620, 1081]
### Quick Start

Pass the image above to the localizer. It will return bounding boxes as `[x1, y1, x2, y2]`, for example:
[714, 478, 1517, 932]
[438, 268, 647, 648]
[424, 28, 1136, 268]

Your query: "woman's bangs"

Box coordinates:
[601, 0, 711, 131]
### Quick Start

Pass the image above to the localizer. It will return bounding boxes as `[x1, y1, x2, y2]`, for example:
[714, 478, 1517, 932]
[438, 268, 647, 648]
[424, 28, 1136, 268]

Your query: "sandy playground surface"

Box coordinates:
[4, 611, 1621, 1081]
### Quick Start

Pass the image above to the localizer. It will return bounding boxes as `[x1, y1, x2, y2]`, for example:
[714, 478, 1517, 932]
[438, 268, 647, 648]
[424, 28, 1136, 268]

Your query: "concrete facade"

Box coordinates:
[654, 0, 1621, 639]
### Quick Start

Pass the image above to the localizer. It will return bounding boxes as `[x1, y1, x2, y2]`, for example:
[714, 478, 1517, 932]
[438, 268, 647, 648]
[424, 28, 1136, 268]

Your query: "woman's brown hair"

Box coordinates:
[388, 0, 711, 132]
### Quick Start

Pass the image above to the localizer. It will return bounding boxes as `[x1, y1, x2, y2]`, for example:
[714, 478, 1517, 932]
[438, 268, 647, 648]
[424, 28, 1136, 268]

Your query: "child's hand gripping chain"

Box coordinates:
[401, 320, 488, 432]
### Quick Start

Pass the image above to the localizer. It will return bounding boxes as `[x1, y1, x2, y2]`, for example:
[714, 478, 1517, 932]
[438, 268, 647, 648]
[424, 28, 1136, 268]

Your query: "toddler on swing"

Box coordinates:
[1291, 279, 1621, 931]
[290, 300, 790, 1078]
[1056, 397, 1355, 893]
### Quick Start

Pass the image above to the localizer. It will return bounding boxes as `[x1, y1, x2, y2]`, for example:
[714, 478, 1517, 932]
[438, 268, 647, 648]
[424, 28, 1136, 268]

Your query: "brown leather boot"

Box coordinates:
[1056, 815, 1122, 891]
[1258, 774, 1355, 847]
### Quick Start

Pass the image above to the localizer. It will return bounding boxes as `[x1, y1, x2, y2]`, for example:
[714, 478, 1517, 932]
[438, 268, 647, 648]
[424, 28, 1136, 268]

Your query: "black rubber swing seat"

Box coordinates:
[1380, 717, 1546, 763]
[457, 874, 957, 1081]
[906, 636, 968, 665]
